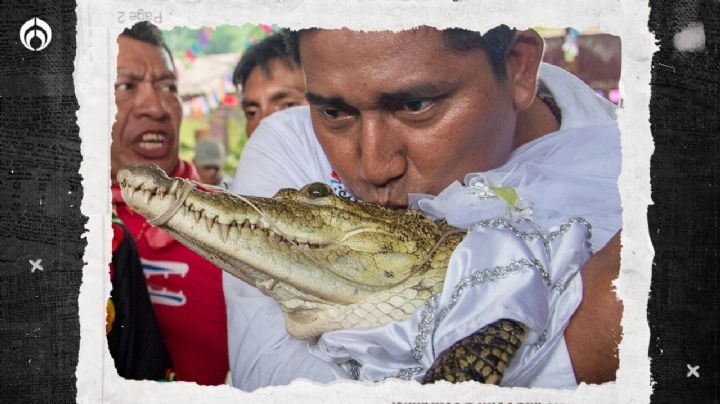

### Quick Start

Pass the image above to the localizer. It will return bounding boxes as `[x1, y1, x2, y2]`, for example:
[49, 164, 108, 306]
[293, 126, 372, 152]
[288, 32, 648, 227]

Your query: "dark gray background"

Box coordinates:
[647, 0, 718, 402]
[1, 1, 84, 402]
[0, 0, 717, 402]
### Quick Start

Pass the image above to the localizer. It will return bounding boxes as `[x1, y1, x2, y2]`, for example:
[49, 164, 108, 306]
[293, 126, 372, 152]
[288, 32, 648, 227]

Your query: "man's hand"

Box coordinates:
[565, 231, 623, 384]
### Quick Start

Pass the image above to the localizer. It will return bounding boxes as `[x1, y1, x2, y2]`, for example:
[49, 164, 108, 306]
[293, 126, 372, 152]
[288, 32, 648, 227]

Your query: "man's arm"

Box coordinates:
[565, 231, 622, 383]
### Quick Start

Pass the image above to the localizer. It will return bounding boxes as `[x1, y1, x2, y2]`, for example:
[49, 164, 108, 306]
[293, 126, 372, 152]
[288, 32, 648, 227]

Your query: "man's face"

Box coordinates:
[299, 28, 520, 208]
[111, 36, 181, 179]
[241, 58, 306, 136]
[196, 164, 221, 185]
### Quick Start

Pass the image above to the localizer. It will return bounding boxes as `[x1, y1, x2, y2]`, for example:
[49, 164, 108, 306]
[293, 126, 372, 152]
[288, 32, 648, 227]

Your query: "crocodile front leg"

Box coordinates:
[422, 319, 528, 384]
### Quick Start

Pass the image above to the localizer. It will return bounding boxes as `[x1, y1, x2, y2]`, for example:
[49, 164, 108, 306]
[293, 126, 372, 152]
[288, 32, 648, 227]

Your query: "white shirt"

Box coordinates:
[226, 63, 621, 391]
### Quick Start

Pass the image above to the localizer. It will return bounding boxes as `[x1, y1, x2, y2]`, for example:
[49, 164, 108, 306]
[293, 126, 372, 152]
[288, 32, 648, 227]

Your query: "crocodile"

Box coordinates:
[117, 163, 528, 384]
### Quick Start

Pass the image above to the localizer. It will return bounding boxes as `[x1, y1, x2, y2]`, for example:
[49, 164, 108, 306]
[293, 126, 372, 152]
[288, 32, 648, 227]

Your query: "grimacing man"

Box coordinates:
[111, 22, 228, 385]
[227, 26, 622, 390]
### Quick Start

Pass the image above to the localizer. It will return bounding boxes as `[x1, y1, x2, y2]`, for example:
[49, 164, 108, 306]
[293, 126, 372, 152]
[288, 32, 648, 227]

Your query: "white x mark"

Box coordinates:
[687, 364, 700, 378]
[29, 259, 43, 273]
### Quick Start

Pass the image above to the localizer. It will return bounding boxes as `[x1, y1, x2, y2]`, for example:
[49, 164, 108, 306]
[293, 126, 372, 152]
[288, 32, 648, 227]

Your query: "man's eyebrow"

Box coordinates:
[269, 91, 294, 103]
[116, 69, 143, 80]
[115, 69, 176, 81]
[305, 83, 454, 109]
[305, 92, 350, 108]
[241, 99, 260, 108]
[377, 82, 452, 105]
[157, 71, 177, 81]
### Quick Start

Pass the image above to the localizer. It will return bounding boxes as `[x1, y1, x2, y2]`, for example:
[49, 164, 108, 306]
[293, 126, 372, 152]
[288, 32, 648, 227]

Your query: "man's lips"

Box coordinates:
[351, 181, 409, 209]
[130, 132, 173, 159]
[357, 190, 409, 209]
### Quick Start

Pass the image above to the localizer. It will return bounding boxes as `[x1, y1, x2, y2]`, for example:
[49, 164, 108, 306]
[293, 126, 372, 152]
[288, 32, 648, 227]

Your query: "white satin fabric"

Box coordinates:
[312, 222, 592, 387]
[225, 63, 622, 391]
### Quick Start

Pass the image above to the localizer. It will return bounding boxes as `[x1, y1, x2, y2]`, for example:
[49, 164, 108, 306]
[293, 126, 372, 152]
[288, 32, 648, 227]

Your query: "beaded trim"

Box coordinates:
[471, 217, 594, 257]
[535, 330, 548, 349]
[386, 258, 544, 380]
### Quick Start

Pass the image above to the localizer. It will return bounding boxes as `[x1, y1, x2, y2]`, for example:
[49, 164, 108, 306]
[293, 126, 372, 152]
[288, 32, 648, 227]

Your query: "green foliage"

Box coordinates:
[163, 24, 266, 62]
[178, 117, 208, 163]
[225, 110, 248, 175]
[163, 26, 198, 59]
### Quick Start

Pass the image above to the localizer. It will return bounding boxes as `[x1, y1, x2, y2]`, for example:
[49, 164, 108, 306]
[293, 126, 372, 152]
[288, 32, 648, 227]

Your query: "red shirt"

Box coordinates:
[112, 161, 228, 385]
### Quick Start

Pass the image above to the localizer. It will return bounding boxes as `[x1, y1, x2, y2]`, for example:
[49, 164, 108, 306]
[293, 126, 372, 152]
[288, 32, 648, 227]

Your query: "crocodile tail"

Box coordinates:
[422, 319, 528, 385]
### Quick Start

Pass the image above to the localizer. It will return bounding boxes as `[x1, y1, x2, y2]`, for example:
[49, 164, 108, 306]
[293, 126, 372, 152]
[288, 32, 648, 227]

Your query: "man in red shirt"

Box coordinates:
[110, 21, 228, 385]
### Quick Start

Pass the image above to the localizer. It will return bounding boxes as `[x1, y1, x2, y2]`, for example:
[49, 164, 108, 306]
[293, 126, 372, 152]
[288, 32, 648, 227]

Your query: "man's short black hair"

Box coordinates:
[232, 30, 300, 89]
[119, 21, 176, 71]
[284, 25, 516, 81]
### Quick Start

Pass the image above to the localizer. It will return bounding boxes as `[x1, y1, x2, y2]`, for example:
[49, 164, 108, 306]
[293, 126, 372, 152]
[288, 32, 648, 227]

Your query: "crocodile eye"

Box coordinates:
[305, 182, 333, 198]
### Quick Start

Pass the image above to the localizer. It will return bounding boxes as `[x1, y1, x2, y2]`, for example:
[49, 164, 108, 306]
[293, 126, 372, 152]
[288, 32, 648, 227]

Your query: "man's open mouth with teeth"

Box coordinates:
[132, 131, 171, 159]
[138, 132, 166, 150]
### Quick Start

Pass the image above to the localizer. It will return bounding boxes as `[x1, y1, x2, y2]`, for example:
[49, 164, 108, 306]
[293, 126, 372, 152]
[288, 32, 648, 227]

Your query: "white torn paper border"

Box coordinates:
[75, 0, 655, 402]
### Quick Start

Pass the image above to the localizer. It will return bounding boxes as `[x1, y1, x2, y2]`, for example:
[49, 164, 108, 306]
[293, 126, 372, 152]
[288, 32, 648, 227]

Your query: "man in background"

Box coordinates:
[193, 138, 232, 189]
[232, 31, 307, 137]
[110, 21, 228, 385]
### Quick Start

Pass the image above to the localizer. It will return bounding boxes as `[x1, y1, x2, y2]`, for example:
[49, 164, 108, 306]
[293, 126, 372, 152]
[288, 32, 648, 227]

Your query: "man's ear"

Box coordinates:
[506, 29, 544, 111]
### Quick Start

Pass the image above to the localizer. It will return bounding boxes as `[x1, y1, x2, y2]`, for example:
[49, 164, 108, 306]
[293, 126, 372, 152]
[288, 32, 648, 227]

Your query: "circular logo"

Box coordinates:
[20, 17, 52, 51]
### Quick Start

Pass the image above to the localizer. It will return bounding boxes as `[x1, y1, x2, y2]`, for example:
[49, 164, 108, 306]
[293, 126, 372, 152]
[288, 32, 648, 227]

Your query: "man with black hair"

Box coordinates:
[111, 21, 229, 385]
[225, 26, 622, 390]
[232, 31, 306, 137]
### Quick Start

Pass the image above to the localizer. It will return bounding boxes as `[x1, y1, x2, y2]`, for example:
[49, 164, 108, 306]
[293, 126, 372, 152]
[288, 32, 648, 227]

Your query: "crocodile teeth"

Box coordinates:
[250, 223, 256, 230]
[219, 223, 230, 242]
[194, 210, 202, 223]
[127, 187, 136, 199]
[169, 181, 179, 197]
[143, 190, 152, 205]
[205, 216, 216, 232]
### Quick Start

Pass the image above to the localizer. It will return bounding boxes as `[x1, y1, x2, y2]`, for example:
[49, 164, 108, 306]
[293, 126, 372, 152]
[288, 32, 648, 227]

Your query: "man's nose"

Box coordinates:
[134, 83, 168, 120]
[358, 116, 405, 186]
